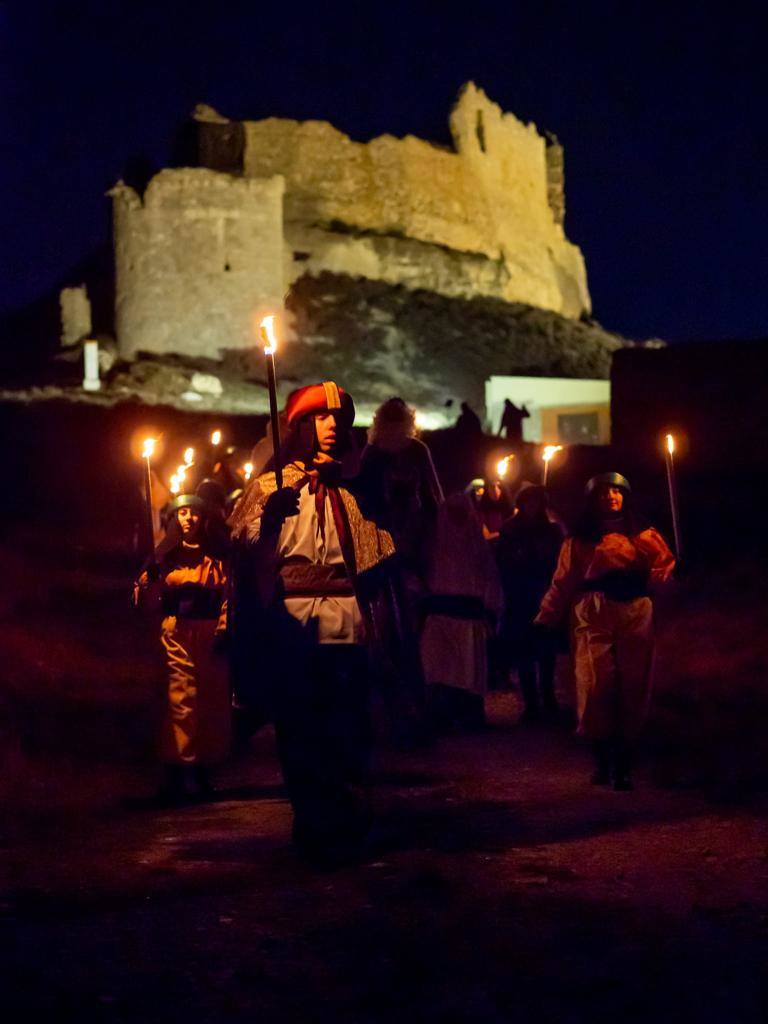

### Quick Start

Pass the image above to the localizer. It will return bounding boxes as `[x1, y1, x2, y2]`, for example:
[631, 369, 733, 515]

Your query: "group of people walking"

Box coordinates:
[135, 382, 675, 865]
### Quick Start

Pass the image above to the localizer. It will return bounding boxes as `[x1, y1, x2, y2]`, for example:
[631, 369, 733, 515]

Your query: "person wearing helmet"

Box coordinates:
[228, 381, 397, 865]
[535, 473, 675, 789]
[135, 493, 230, 803]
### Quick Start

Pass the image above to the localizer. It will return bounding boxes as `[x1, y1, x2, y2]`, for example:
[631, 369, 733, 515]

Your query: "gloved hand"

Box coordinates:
[261, 486, 300, 535]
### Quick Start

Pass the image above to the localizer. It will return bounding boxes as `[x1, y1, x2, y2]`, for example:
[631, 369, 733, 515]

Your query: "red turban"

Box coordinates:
[285, 381, 355, 429]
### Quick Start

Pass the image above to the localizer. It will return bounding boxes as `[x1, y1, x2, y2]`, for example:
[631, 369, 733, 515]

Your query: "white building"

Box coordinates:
[485, 375, 611, 445]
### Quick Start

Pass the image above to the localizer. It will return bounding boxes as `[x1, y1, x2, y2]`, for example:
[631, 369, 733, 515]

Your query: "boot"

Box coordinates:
[591, 741, 612, 785]
[518, 662, 540, 723]
[156, 764, 188, 805]
[538, 650, 560, 721]
[612, 741, 634, 791]
[192, 764, 214, 799]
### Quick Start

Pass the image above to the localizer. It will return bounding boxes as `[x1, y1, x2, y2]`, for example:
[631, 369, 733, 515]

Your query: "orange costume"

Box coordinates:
[535, 527, 674, 741]
[137, 548, 230, 767]
[158, 553, 230, 765]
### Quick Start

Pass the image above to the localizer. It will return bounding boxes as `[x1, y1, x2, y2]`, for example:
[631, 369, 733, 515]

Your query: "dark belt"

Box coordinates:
[423, 594, 487, 621]
[278, 559, 355, 598]
[581, 571, 648, 602]
[162, 586, 223, 619]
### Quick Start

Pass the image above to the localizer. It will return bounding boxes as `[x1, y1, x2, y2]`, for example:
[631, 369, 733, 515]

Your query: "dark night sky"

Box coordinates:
[1, 1, 766, 344]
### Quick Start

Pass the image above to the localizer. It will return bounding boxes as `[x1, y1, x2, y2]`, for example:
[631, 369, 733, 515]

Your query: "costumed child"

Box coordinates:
[135, 493, 231, 802]
[535, 473, 675, 790]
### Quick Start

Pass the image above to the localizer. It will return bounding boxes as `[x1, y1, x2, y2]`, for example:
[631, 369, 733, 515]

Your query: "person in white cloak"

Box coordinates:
[420, 493, 504, 732]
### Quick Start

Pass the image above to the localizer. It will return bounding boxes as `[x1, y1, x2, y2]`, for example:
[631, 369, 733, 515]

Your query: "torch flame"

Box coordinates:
[666, 433, 675, 455]
[142, 438, 157, 460]
[496, 455, 513, 478]
[211, 430, 222, 446]
[542, 444, 563, 463]
[176, 465, 187, 483]
[183, 447, 195, 466]
[170, 475, 181, 495]
[243, 462, 254, 481]
[260, 315, 278, 355]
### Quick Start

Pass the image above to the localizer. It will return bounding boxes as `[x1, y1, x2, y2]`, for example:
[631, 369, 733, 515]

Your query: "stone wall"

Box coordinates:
[545, 136, 565, 228]
[205, 83, 589, 318]
[59, 285, 92, 347]
[111, 169, 284, 358]
[282, 223, 511, 303]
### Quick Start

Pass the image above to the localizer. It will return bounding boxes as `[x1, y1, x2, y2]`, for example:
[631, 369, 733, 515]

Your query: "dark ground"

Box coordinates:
[1, 509, 767, 1023]
[3, 714, 768, 1024]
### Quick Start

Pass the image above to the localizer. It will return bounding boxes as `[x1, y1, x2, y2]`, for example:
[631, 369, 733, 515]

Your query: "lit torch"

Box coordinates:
[183, 447, 195, 467]
[664, 433, 683, 560]
[542, 445, 563, 486]
[140, 437, 158, 569]
[243, 462, 254, 482]
[496, 455, 514, 479]
[260, 314, 283, 489]
[210, 430, 222, 447]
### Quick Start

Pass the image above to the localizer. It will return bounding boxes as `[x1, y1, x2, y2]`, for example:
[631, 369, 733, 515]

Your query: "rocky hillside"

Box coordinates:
[230, 271, 626, 416]
[2, 271, 629, 422]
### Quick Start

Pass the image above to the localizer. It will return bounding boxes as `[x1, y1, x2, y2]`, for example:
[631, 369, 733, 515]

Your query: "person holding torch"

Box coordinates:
[228, 380, 398, 866]
[535, 472, 675, 790]
[134, 492, 231, 803]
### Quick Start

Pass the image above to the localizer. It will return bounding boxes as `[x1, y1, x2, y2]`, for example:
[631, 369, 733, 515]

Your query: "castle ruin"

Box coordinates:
[110, 84, 591, 361]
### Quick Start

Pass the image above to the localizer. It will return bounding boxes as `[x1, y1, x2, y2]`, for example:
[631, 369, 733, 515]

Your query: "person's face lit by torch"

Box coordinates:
[177, 505, 201, 542]
[598, 485, 624, 515]
[314, 413, 338, 456]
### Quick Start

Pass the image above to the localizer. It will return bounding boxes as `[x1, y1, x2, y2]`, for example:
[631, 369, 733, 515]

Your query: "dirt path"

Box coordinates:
[2, 694, 767, 1023]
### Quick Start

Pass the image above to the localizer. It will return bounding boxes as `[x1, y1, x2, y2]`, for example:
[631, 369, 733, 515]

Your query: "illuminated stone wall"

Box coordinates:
[111, 168, 284, 358]
[110, 87, 597, 374]
[209, 83, 589, 318]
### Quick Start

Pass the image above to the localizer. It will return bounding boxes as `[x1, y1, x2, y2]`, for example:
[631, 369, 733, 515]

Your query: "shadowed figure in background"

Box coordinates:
[455, 400, 483, 437]
[496, 485, 563, 721]
[134, 494, 231, 803]
[358, 398, 443, 743]
[535, 473, 675, 790]
[359, 398, 443, 587]
[498, 398, 530, 443]
[421, 493, 503, 733]
[228, 382, 400, 866]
